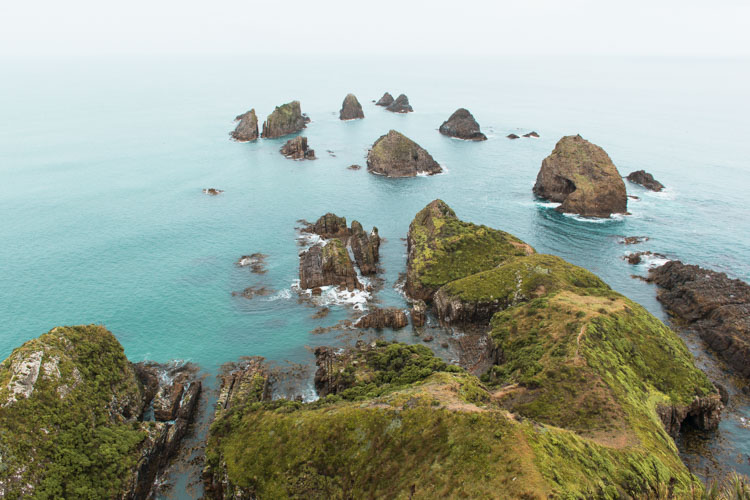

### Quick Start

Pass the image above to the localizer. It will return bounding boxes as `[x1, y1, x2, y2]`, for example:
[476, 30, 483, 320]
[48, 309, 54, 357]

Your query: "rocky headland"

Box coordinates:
[339, 93, 364, 120]
[375, 92, 394, 106]
[533, 134, 628, 217]
[261, 101, 307, 139]
[649, 261, 750, 380]
[0, 325, 201, 499]
[627, 169, 665, 191]
[230, 109, 258, 142]
[385, 94, 413, 113]
[280, 136, 316, 160]
[438, 108, 487, 141]
[367, 130, 441, 177]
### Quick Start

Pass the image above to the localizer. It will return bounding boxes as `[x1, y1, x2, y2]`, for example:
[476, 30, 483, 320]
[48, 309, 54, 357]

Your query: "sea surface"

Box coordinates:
[1, 55, 749, 496]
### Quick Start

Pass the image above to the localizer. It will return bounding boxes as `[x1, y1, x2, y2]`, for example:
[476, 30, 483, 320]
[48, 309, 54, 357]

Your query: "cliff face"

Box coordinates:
[280, 136, 316, 160]
[533, 135, 627, 217]
[0, 325, 201, 500]
[367, 130, 441, 177]
[261, 101, 307, 139]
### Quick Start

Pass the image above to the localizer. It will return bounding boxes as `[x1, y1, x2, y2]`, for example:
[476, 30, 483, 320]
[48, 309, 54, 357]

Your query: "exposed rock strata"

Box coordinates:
[438, 108, 486, 141]
[349, 221, 380, 275]
[230, 109, 258, 141]
[354, 307, 408, 329]
[627, 170, 665, 191]
[280, 136, 315, 160]
[523, 131, 540, 138]
[299, 241, 361, 291]
[261, 101, 307, 139]
[339, 93, 364, 120]
[385, 94, 413, 113]
[411, 300, 427, 327]
[533, 135, 627, 217]
[375, 92, 394, 106]
[304, 213, 350, 239]
[657, 394, 723, 437]
[367, 130, 441, 177]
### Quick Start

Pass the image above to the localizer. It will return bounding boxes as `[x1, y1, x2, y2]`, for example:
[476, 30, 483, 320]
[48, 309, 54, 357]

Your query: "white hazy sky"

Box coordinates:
[1, 0, 749, 57]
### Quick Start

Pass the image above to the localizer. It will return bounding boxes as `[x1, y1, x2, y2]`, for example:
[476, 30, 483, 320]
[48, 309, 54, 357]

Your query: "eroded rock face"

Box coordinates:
[411, 300, 427, 327]
[375, 92, 394, 106]
[367, 130, 441, 177]
[350, 221, 380, 275]
[649, 260, 750, 378]
[230, 109, 259, 141]
[657, 394, 723, 437]
[439, 108, 487, 141]
[261, 101, 307, 139]
[533, 135, 627, 217]
[280, 136, 316, 160]
[339, 93, 364, 120]
[627, 170, 665, 191]
[299, 241, 361, 291]
[304, 213, 350, 239]
[354, 307, 408, 329]
[385, 94, 413, 113]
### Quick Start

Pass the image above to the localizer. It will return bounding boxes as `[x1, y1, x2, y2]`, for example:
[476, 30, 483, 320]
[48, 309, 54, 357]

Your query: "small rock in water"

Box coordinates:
[375, 92, 394, 106]
[203, 188, 224, 195]
[232, 286, 273, 299]
[507, 134, 520, 139]
[280, 136, 316, 160]
[312, 307, 330, 319]
[618, 236, 649, 245]
[385, 94, 413, 113]
[627, 170, 665, 192]
[236, 253, 268, 274]
[347, 164, 362, 170]
[523, 131, 540, 138]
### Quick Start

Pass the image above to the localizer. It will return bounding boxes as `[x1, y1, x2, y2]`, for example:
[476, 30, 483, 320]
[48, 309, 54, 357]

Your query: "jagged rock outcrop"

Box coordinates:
[657, 394, 723, 437]
[354, 307, 408, 329]
[385, 94, 413, 113]
[349, 221, 380, 275]
[299, 240, 361, 291]
[261, 101, 307, 139]
[280, 136, 315, 160]
[339, 93, 364, 120]
[523, 131, 540, 138]
[649, 260, 750, 378]
[375, 92, 394, 106]
[438, 108, 487, 141]
[304, 213, 351, 239]
[0, 325, 201, 500]
[627, 170, 665, 191]
[230, 109, 258, 141]
[533, 135, 628, 217]
[411, 300, 427, 327]
[367, 130, 441, 177]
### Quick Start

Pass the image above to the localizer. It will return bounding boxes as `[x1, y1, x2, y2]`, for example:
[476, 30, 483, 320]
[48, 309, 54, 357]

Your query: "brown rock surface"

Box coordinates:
[354, 307, 408, 329]
[339, 93, 364, 120]
[280, 136, 315, 160]
[367, 130, 441, 177]
[230, 109, 258, 141]
[438, 108, 486, 141]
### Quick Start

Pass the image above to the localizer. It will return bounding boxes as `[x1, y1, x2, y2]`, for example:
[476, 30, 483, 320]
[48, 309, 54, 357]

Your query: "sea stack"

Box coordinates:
[627, 170, 665, 191]
[339, 93, 364, 120]
[366, 130, 441, 177]
[261, 101, 307, 139]
[385, 94, 413, 113]
[439, 108, 487, 141]
[533, 135, 628, 218]
[231, 109, 259, 141]
[280, 136, 316, 160]
[375, 92, 394, 106]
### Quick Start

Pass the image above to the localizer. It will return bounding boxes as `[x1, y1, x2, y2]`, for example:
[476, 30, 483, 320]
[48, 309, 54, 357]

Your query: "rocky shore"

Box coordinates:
[367, 130, 441, 177]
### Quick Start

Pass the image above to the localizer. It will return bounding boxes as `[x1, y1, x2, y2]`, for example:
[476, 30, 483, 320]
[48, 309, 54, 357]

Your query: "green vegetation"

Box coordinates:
[322, 238, 352, 269]
[0, 325, 148, 499]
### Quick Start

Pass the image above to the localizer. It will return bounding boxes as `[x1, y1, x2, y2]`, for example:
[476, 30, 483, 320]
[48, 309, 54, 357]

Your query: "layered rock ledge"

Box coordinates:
[438, 108, 487, 141]
[354, 307, 408, 330]
[533, 135, 627, 217]
[261, 101, 307, 139]
[367, 130, 441, 177]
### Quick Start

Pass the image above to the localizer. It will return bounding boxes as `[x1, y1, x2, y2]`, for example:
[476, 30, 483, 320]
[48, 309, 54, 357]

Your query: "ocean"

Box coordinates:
[1, 54, 749, 496]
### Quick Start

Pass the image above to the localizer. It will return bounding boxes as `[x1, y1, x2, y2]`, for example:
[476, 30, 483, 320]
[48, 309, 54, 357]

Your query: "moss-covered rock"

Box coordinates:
[366, 130, 441, 178]
[261, 101, 307, 139]
[299, 239, 361, 291]
[405, 200, 534, 301]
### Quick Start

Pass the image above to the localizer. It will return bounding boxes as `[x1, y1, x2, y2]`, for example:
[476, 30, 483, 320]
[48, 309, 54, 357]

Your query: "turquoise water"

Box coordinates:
[2, 55, 750, 492]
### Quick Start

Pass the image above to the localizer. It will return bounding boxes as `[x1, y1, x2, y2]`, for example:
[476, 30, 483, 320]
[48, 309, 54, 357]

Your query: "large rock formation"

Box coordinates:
[299, 240, 361, 291]
[280, 136, 316, 160]
[354, 307, 408, 329]
[533, 135, 628, 217]
[375, 92, 394, 106]
[366, 130, 442, 177]
[438, 108, 487, 141]
[339, 93, 364, 120]
[385, 94, 413, 113]
[0, 325, 201, 500]
[627, 170, 665, 191]
[349, 221, 379, 275]
[304, 213, 351, 239]
[649, 260, 750, 379]
[230, 109, 259, 141]
[261, 101, 307, 139]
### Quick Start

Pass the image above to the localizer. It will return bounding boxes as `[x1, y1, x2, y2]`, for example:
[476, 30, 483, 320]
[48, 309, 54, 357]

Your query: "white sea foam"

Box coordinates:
[562, 212, 625, 224]
[265, 289, 292, 301]
[292, 279, 371, 311]
[536, 201, 562, 209]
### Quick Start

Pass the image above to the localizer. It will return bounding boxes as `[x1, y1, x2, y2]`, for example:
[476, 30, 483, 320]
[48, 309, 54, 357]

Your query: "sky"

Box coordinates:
[1, 0, 749, 57]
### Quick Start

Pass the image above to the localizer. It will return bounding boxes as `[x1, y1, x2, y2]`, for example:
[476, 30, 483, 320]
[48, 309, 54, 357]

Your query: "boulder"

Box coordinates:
[533, 135, 628, 218]
[354, 307, 408, 329]
[375, 92, 394, 106]
[231, 109, 259, 141]
[299, 240, 361, 291]
[280, 136, 316, 160]
[261, 101, 307, 139]
[649, 260, 750, 378]
[349, 221, 380, 275]
[348, 164, 362, 170]
[386, 94, 413, 113]
[339, 93, 364, 120]
[438, 108, 487, 141]
[627, 170, 665, 191]
[367, 130, 441, 177]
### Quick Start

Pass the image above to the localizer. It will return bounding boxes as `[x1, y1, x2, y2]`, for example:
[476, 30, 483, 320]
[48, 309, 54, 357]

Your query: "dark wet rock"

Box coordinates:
[533, 135, 628, 218]
[657, 394, 723, 437]
[339, 93, 364, 120]
[619, 236, 649, 245]
[367, 130, 441, 177]
[237, 253, 268, 274]
[230, 109, 258, 141]
[312, 307, 330, 319]
[624, 251, 666, 265]
[411, 300, 427, 327]
[438, 108, 487, 141]
[350, 221, 380, 275]
[280, 136, 316, 160]
[627, 170, 665, 192]
[523, 131, 540, 138]
[354, 307, 408, 329]
[375, 92, 394, 106]
[649, 260, 750, 378]
[231, 286, 273, 299]
[507, 134, 520, 139]
[305, 213, 350, 239]
[385, 94, 413, 113]
[261, 101, 307, 139]
[299, 241, 361, 291]
[348, 164, 362, 170]
[203, 188, 224, 195]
